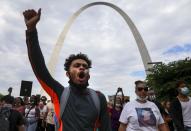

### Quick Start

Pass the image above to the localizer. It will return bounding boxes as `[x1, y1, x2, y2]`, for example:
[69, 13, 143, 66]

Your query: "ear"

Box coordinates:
[66, 72, 69, 78]
[88, 74, 90, 80]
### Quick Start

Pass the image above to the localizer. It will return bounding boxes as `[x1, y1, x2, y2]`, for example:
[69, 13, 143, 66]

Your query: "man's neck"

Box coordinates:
[69, 80, 89, 94]
[69, 80, 88, 89]
[136, 99, 147, 104]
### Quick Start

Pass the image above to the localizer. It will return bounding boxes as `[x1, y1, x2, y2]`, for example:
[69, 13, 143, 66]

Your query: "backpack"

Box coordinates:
[55, 87, 100, 130]
[0, 107, 11, 131]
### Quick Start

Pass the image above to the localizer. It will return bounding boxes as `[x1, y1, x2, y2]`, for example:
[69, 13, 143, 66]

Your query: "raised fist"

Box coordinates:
[23, 8, 41, 30]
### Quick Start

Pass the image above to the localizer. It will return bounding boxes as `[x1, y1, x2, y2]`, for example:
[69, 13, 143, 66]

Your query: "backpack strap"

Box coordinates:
[55, 87, 70, 129]
[25, 106, 33, 118]
[88, 88, 100, 118]
[60, 87, 70, 119]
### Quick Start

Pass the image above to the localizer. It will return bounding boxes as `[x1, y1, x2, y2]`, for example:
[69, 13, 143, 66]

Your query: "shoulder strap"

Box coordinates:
[59, 87, 70, 118]
[56, 87, 70, 129]
[25, 106, 33, 118]
[88, 88, 100, 118]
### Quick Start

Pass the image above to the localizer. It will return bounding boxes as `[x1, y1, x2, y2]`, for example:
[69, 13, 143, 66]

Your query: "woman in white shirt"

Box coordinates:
[25, 96, 40, 131]
[118, 80, 169, 131]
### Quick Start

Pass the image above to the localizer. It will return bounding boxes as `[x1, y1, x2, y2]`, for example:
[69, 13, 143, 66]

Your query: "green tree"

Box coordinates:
[146, 57, 191, 101]
[0, 93, 4, 100]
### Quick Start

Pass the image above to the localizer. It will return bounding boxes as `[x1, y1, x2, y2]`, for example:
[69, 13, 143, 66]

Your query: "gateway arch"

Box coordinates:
[48, 1, 153, 76]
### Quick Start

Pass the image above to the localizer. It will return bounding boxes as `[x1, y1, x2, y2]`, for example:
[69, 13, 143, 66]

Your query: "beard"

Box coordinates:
[68, 79, 89, 89]
[68, 71, 89, 89]
[67, 70, 90, 90]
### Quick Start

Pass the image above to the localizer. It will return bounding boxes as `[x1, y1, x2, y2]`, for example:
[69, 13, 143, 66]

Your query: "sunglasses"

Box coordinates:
[137, 87, 148, 92]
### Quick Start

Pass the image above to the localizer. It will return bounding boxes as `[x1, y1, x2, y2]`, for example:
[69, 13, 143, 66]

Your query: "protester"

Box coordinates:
[118, 80, 169, 131]
[40, 96, 47, 105]
[110, 88, 124, 131]
[0, 95, 25, 131]
[163, 100, 174, 131]
[13, 97, 25, 115]
[107, 101, 113, 114]
[8, 87, 13, 96]
[0, 98, 3, 108]
[25, 95, 40, 131]
[170, 80, 191, 131]
[23, 8, 111, 131]
[147, 88, 166, 119]
[23, 96, 30, 106]
[46, 100, 55, 131]
[36, 101, 47, 131]
[110, 102, 122, 131]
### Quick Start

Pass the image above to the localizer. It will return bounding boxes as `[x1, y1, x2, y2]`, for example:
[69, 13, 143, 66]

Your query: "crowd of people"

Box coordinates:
[0, 94, 56, 131]
[108, 80, 191, 131]
[0, 8, 191, 131]
[0, 80, 190, 131]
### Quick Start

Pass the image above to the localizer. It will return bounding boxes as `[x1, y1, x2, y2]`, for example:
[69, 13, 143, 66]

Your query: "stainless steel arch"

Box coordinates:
[47, 2, 153, 75]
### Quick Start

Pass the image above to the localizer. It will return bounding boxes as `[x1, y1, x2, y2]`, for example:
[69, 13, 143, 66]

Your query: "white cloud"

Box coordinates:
[0, 0, 191, 100]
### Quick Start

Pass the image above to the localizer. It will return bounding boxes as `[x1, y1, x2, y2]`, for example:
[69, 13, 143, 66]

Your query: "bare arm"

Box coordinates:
[118, 123, 127, 131]
[18, 125, 25, 131]
[158, 123, 169, 131]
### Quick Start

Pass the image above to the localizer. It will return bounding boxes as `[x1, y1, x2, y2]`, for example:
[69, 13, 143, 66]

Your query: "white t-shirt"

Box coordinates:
[180, 97, 191, 127]
[46, 102, 55, 125]
[119, 100, 164, 131]
[25, 107, 36, 118]
[39, 105, 47, 119]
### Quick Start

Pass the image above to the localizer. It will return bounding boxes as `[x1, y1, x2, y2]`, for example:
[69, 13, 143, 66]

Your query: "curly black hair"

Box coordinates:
[64, 53, 92, 71]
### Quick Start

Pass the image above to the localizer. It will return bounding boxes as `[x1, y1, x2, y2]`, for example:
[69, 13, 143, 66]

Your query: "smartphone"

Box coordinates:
[117, 87, 122, 92]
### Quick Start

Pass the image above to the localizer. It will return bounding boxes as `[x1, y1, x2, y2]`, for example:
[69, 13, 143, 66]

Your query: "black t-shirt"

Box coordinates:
[9, 109, 25, 131]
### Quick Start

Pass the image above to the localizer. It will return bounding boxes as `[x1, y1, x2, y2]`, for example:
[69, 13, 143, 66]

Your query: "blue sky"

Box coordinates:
[164, 43, 191, 54]
[0, 0, 191, 100]
[130, 71, 146, 77]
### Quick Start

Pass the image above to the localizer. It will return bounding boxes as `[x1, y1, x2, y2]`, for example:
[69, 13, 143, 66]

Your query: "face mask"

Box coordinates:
[136, 95, 148, 102]
[180, 87, 190, 96]
[148, 95, 156, 101]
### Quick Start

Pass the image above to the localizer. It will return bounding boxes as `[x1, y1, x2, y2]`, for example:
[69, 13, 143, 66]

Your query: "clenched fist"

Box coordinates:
[23, 8, 41, 30]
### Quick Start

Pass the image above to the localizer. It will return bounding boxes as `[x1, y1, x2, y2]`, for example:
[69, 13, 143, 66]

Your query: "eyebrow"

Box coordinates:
[73, 62, 88, 65]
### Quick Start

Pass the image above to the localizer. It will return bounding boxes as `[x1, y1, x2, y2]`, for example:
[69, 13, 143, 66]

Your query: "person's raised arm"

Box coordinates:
[23, 9, 63, 100]
[23, 8, 41, 30]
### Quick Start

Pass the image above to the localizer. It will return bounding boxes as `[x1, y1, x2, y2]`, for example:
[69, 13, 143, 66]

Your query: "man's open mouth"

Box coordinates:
[78, 72, 85, 79]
